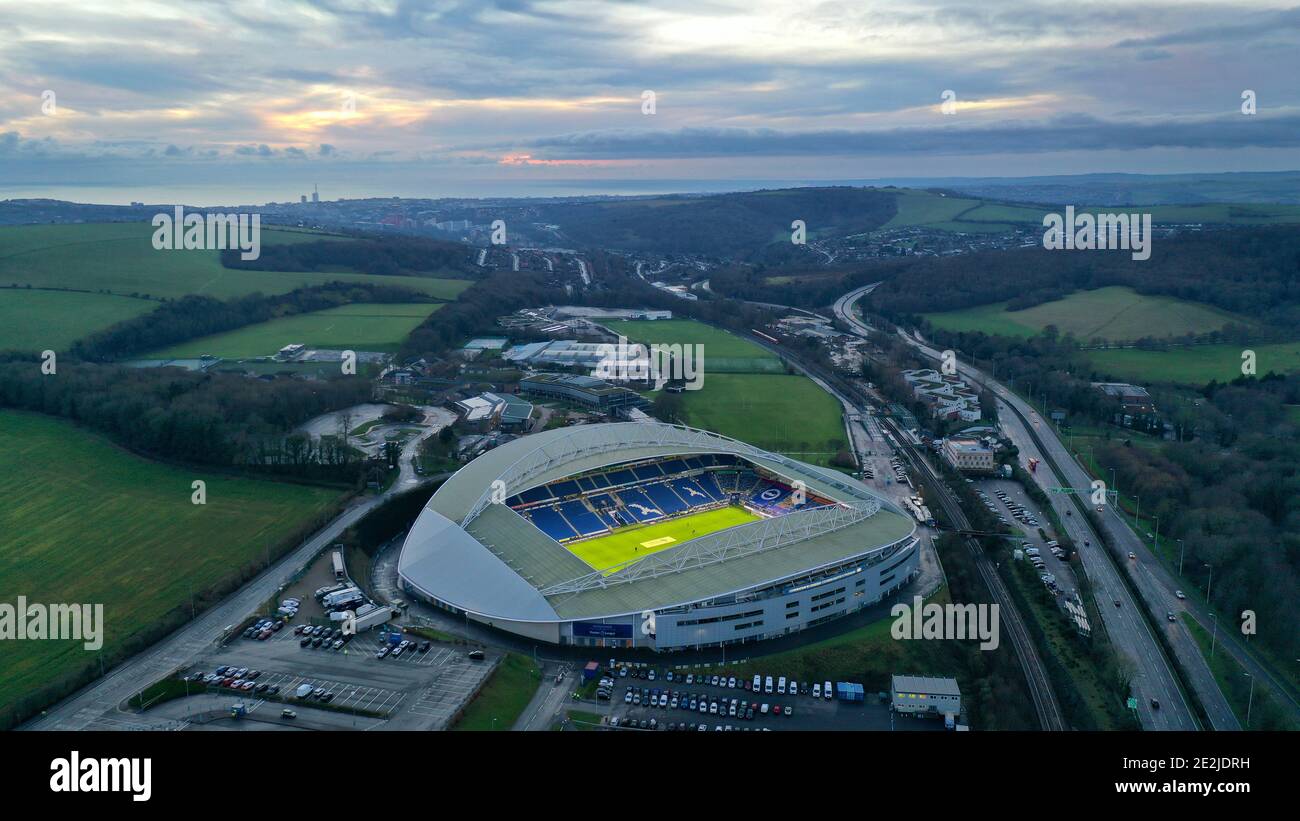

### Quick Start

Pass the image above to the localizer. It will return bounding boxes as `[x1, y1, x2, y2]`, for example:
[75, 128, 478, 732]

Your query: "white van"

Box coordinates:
[764, 675, 774, 694]
[813, 682, 822, 699]
[777, 676, 787, 695]
[823, 680, 833, 700]
[752, 674, 762, 691]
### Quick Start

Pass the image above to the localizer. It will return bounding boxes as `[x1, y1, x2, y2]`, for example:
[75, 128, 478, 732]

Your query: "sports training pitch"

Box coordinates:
[565, 505, 761, 575]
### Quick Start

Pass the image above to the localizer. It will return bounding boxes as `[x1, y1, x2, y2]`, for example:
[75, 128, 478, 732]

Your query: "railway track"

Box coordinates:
[881, 416, 1067, 732]
[724, 319, 1068, 731]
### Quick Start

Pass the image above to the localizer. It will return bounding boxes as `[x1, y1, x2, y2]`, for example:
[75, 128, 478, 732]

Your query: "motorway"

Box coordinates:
[731, 303, 1066, 731]
[24, 410, 447, 731]
[835, 285, 1233, 729]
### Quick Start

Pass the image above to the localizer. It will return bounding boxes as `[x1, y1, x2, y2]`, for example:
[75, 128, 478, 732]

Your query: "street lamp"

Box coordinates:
[1209, 613, 1218, 659]
[1205, 563, 1214, 605]
[1177, 539, 1185, 576]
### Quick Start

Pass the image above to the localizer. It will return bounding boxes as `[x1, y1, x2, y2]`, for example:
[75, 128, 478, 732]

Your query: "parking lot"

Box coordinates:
[185, 622, 497, 730]
[595, 665, 945, 732]
[976, 478, 1079, 596]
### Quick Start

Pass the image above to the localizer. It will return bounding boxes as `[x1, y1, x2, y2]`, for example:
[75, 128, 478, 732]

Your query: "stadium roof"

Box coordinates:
[398, 422, 916, 623]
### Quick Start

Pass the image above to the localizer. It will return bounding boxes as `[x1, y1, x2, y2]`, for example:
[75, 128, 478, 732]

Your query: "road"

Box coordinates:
[836, 284, 1224, 729]
[879, 414, 1066, 730]
[864, 310, 1216, 730]
[24, 412, 444, 731]
[724, 311, 1065, 731]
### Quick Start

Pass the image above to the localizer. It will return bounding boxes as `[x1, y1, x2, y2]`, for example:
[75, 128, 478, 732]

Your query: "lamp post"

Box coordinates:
[1153, 515, 1159, 554]
[1209, 612, 1218, 659]
[1177, 539, 1185, 576]
[1205, 563, 1214, 605]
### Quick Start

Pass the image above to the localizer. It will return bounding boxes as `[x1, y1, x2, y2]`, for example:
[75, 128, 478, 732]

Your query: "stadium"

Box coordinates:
[397, 422, 919, 650]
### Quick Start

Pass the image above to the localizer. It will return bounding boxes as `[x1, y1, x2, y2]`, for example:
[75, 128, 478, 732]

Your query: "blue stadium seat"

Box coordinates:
[529, 506, 578, 541]
[589, 473, 612, 488]
[750, 481, 792, 509]
[558, 500, 607, 536]
[633, 463, 664, 481]
[670, 477, 713, 506]
[515, 485, 553, 505]
[643, 483, 688, 514]
[605, 469, 636, 486]
[617, 488, 663, 522]
[693, 474, 724, 501]
[548, 479, 580, 498]
[657, 459, 688, 476]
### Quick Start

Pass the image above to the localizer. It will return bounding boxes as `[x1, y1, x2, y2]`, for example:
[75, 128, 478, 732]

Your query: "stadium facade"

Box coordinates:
[397, 422, 919, 651]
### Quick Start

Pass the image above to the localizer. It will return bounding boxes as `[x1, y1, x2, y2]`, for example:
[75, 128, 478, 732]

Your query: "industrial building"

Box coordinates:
[518, 373, 647, 412]
[891, 674, 962, 717]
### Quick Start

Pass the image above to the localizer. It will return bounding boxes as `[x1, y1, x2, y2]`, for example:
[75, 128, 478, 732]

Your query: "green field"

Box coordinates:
[667, 373, 846, 462]
[882, 190, 1300, 234]
[145, 302, 443, 358]
[566, 506, 761, 574]
[0, 222, 472, 301]
[0, 289, 157, 352]
[1085, 341, 1300, 385]
[924, 286, 1251, 342]
[451, 653, 541, 731]
[610, 318, 785, 373]
[0, 410, 343, 717]
[611, 319, 845, 462]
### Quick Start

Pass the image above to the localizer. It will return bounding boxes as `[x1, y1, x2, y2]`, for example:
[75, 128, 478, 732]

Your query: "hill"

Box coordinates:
[0, 410, 343, 725]
[0, 222, 472, 301]
[923, 286, 1253, 342]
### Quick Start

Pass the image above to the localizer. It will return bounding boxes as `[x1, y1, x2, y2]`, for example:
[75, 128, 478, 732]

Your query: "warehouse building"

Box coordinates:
[891, 674, 962, 717]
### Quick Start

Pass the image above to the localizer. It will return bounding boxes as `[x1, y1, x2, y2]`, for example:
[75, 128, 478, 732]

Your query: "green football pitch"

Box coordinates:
[565, 505, 761, 575]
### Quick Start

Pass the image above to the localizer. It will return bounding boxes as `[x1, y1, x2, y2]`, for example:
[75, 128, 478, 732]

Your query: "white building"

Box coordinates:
[942, 437, 995, 473]
[891, 674, 962, 717]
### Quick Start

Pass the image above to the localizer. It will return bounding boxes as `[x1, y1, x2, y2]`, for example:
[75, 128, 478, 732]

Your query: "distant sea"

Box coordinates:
[0, 178, 848, 208]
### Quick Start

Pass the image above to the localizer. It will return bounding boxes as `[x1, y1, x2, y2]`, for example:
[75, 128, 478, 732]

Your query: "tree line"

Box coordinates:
[0, 354, 375, 480]
[67, 281, 437, 362]
[220, 235, 479, 277]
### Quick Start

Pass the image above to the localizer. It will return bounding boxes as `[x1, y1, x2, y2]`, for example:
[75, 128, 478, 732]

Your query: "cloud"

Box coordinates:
[510, 112, 1300, 160]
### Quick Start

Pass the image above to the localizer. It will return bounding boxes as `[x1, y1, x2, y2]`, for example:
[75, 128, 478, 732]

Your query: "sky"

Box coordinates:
[2, 0, 1299, 203]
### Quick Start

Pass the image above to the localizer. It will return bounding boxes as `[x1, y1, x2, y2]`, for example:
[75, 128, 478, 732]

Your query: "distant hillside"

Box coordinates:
[543, 186, 896, 256]
[867, 224, 1300, 333]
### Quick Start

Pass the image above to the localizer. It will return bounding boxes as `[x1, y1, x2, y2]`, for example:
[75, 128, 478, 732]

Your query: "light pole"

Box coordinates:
[1205, 563, 1214, 605]
[1209, 613, 1218, 659]
[1177, 539, 1185, 576]
[1153, 515, 1159, 554]
[1243, 673, 1255, 730]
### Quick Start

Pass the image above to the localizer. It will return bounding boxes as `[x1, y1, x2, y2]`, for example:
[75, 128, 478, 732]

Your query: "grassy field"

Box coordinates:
[566, 506, 761, 574]
[0, 222, 472, 301]
[610, 318, 785, 373]
[670, 373, 846, 464]
[0, 289, 157, 352]
[613, 319, 845, 463]
[882, 190, 1300, 233]
[0, 410, 344, 716]
[1085, 341, 1300, 385]
[924, 286, 1251, 342]
[452, 653, 541, 731]
[1182, 615, 1298, 730]
[145, 302, 443, 359]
